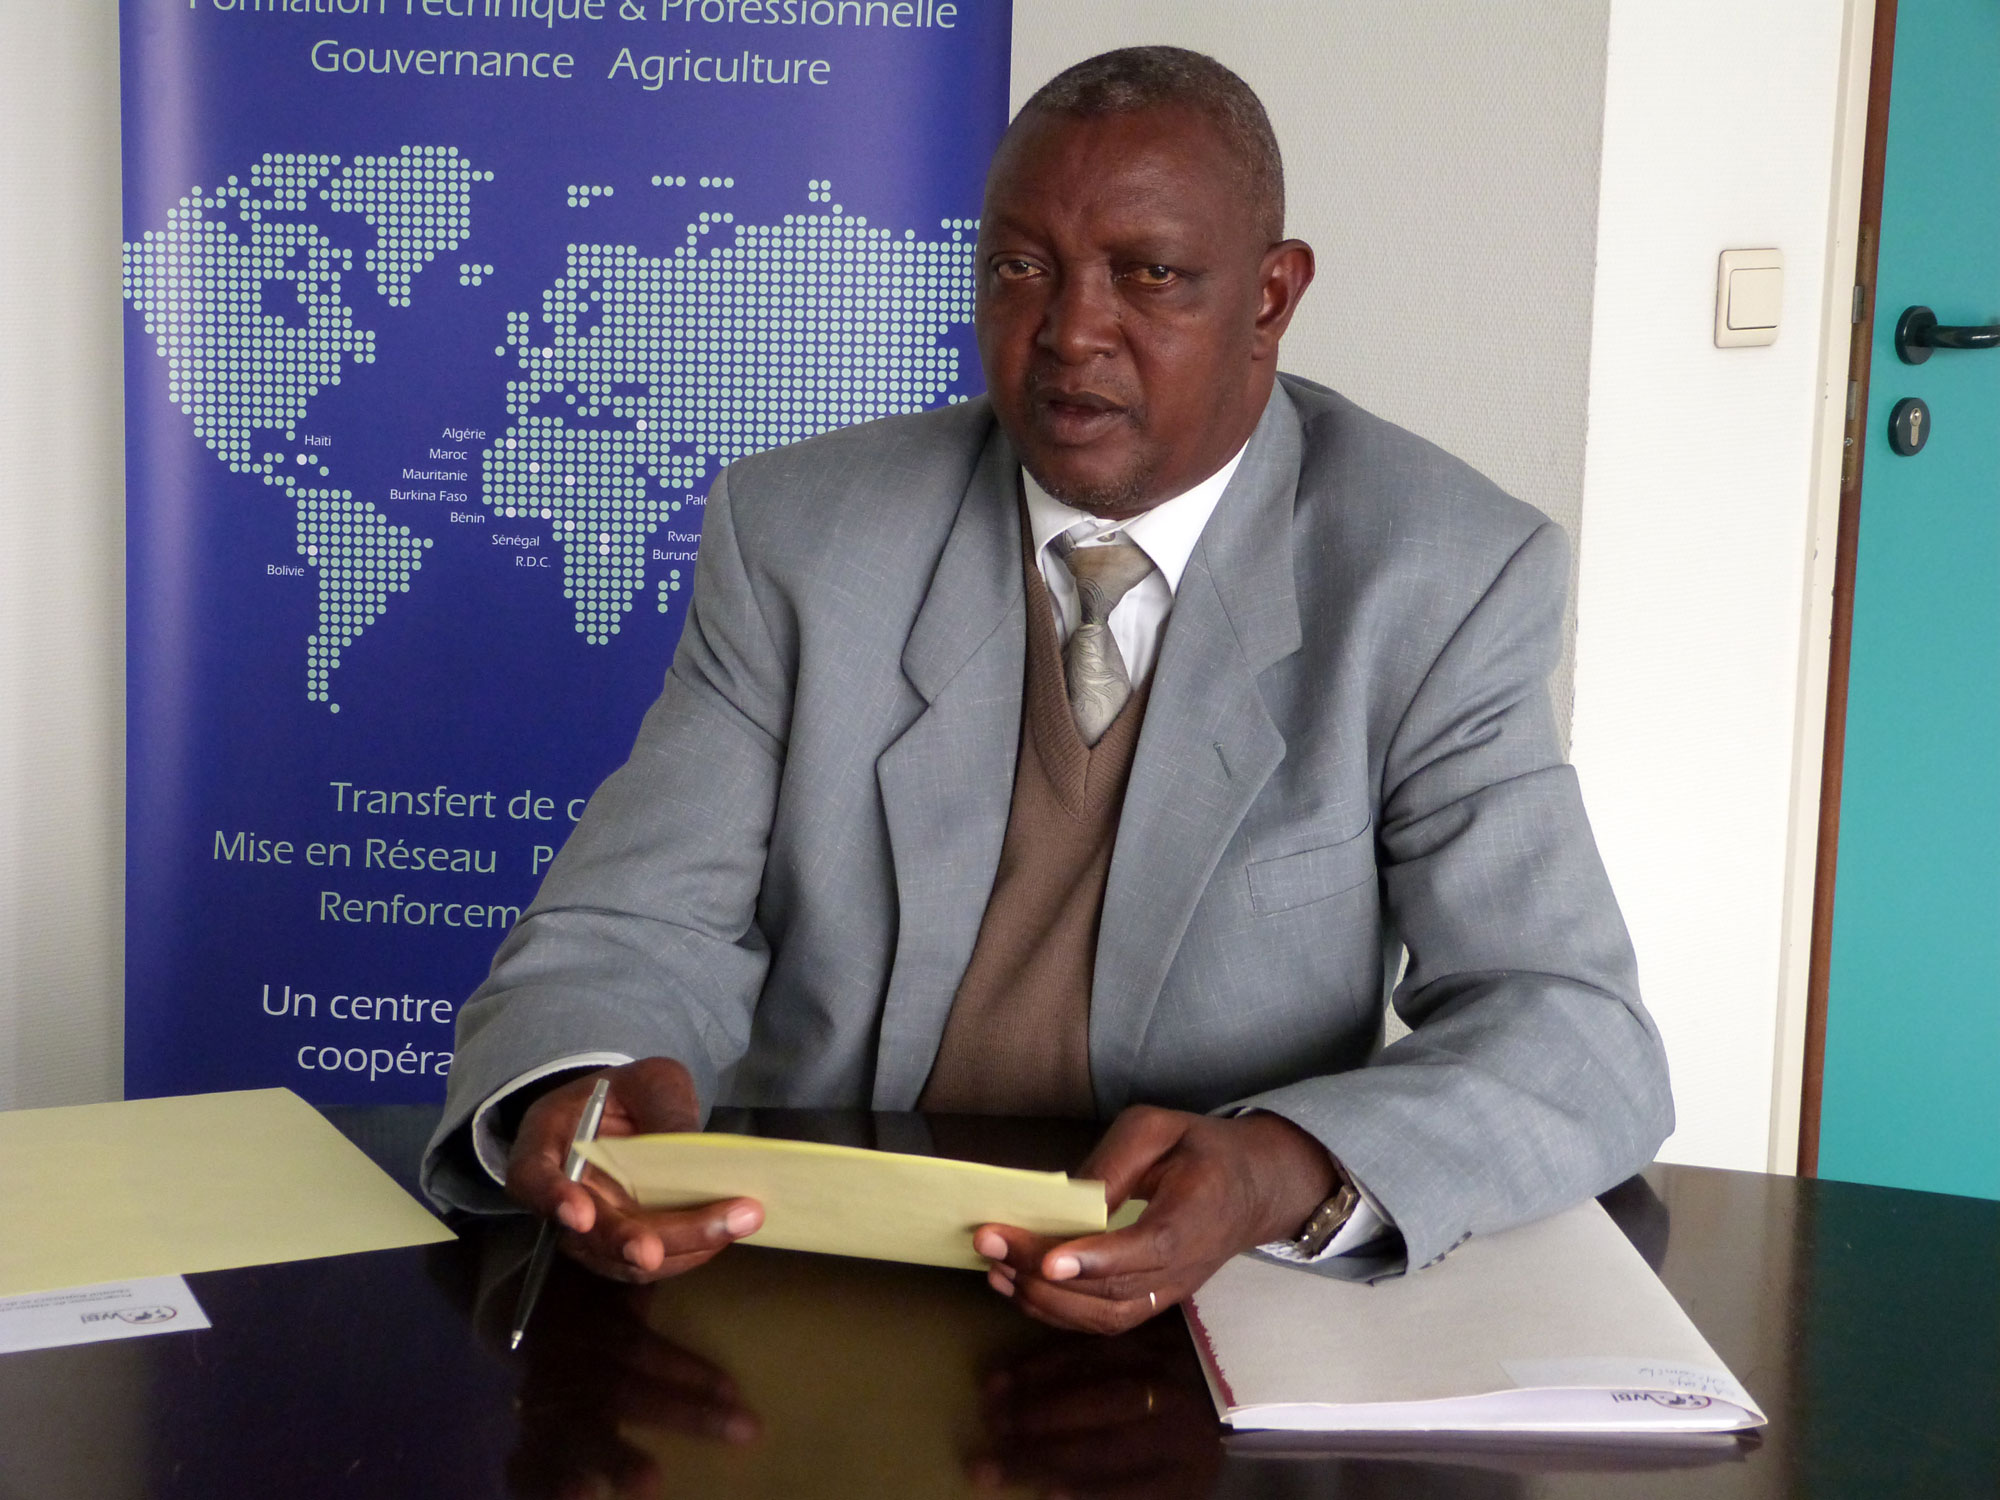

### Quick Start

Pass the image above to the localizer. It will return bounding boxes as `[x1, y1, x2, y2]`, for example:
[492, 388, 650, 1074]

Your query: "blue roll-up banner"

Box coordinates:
[120, 0, 1011, 1102]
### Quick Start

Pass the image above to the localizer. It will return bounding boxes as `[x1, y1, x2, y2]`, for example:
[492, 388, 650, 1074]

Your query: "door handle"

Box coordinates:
[1895, 305, 2000, 364]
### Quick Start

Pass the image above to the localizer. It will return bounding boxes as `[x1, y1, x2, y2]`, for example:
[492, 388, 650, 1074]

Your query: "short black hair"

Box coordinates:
[1015, 46, 1285, 241]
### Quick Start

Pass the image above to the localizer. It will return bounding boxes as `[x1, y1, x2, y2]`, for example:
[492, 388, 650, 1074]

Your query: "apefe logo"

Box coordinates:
[81, 1306, 179, 1325]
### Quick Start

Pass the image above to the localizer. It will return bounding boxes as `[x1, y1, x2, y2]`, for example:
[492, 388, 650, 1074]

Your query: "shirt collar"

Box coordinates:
[1020, 442, 1248, 596]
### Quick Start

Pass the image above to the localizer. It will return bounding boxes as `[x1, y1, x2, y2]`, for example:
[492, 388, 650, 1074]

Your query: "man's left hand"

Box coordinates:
[974, 1106, 1337, 1334]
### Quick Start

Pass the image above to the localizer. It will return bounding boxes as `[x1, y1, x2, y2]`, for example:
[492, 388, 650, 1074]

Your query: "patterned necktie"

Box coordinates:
[1052, 531, 1156, 747]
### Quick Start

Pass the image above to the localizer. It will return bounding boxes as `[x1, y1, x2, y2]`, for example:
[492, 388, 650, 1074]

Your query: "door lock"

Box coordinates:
[1887, 397, 1931, 456]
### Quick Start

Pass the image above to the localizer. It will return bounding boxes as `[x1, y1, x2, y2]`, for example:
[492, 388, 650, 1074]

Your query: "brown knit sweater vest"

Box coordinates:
[916, 515, 1150, 1118]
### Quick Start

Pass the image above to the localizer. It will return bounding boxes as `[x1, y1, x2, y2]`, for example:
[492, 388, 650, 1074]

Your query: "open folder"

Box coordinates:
[1186, 1199, 1765, 1434]
[579, 1132, 1134, 1270]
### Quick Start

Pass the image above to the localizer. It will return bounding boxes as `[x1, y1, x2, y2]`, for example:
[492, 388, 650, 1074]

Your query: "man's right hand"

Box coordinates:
[505, 1057, 764, 1284]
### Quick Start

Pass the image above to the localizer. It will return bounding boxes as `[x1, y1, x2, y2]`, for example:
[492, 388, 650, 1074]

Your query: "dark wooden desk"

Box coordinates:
[0, 1107, 1992, 1499]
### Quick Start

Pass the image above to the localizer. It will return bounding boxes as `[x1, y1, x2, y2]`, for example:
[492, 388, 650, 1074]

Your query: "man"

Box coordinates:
[423, 47, 1672, 1335]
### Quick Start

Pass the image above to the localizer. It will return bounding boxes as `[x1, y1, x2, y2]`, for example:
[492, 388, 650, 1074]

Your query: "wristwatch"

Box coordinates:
[1292, 1164, 1363, 1259]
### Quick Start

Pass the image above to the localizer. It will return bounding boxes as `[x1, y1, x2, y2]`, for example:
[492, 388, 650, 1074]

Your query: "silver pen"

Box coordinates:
[508, 1076, 611, 1351]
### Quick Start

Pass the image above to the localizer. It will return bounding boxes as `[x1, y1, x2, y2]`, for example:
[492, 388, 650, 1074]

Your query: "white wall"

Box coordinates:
[1571, 0, 1867, 1172]
[0, 0, 126, 1110]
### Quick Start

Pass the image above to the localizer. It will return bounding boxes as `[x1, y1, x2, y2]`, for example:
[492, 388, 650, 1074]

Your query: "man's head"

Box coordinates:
[974, 48, 1314, 519]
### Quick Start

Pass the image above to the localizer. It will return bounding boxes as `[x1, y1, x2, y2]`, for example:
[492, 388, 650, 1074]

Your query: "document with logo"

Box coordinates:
[0, 1276, 210, 1355]
[580, 1132, 1138, 1270]
[0, 1088, 453, 1300]
[1187, 1200, 1766, 1434]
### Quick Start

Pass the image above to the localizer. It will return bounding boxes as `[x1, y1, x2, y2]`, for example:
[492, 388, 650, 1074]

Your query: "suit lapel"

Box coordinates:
[872, 424, 1027, 1109]
[1092, 388, 1305, 1110]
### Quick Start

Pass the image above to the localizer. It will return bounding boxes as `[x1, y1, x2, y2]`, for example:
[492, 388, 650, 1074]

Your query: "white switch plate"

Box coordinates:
[1716, 249, 1783, 347]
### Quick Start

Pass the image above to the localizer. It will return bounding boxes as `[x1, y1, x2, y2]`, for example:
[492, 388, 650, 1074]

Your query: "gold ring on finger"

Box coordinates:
[1148, 1289, 1157, 1312]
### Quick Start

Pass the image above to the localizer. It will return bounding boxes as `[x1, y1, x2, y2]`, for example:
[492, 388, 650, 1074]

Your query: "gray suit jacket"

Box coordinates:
[424, 376, 1673, 1271]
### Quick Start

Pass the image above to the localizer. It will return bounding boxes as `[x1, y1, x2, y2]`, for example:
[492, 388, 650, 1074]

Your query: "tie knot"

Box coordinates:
[1055, 535, 1154, 625]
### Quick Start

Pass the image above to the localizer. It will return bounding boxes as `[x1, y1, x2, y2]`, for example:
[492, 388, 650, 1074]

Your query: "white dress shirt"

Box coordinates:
[1020, 447, 1244, 690]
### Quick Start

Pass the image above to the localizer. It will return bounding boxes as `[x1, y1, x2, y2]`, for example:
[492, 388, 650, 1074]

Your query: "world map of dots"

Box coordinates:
[122, 149, 984, 703]
[123, 146, 488, 712]
[486, 189, 976, 644]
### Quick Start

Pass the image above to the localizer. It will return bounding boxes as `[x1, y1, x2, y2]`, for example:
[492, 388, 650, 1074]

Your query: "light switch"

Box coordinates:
[1728, 268, 1783, 328]
[1716, 249, 1783, 347]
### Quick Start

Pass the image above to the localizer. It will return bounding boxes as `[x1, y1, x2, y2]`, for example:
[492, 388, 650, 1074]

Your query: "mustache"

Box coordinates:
[1024, 372, 1140, 417]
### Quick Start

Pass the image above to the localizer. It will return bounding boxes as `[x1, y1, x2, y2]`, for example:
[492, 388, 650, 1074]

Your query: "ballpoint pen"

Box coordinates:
[509, 1076, 611, 1351]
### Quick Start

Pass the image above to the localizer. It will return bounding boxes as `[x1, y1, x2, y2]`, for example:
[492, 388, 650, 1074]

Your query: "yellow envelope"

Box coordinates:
[580, 1132, 1133, 1269]
[0, 1087, 454, 1298]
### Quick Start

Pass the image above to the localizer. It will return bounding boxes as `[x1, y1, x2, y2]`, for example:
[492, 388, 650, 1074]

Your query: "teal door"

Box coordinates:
[1822, 0, 2000, 1199]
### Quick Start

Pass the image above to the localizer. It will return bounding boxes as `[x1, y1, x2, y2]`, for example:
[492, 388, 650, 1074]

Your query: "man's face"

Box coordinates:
[974, 104, 1312, 518]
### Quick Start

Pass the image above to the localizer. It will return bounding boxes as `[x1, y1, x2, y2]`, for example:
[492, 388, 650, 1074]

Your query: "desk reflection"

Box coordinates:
[500, 1274, 758, 1497]
[974, 1315, 1223, 1500]
[484, 1231, 1226, 1500]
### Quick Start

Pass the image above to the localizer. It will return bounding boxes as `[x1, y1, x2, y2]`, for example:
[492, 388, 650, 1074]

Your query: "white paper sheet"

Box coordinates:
[1187, 1201, 1765, 1434]
[0, 1275, 210, 1355]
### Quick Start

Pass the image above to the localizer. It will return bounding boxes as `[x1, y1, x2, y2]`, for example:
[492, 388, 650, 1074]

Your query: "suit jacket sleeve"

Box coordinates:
[421, 468, 788, 1211]
[1232, 520, 1673, 1271]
